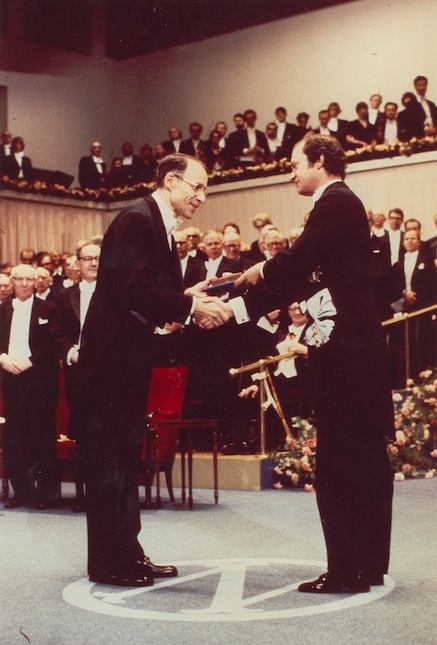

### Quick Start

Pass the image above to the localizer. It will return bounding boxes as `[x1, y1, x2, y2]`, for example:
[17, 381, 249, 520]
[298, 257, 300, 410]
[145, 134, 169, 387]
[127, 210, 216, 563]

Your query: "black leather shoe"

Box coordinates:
[298, 572, 371, 594]
[90, 563, 154, 587]
[142, 556, 178, 578]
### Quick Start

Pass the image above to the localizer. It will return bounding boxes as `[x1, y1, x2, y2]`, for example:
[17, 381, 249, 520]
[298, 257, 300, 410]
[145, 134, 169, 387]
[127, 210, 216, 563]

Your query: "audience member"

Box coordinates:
[0, 129, 12, 177]
[368, 93, 384, 127]
[345, 102, 377, 149]
[161, 127, 183, 155]
[224, 113, 246, 168]
[0, 273, 13, 304]
[54, 243, 100, 511]
[173, 230, 203, 289]
[0, 264, 59, 509]
[78, 141, 107, 190]
[137, 143, 157, 183]
[62, 254, 81, 289]
[274, 106, 299, 158]
[229, 109, 269, 167]
[4, 137, 33, 183]
[182, 226, 207, 261]
[264, 229, 286, 259]
[203, 129, 226, 173]
[312, 109, 331, 135]
[119, 142, 143, 186]
[295, 112, 311, 141]
[215, 121, 228, 149]
[327, 102, 349, 145]
[424, 212, 437, 267]
[34, 267, 58, 303]
[377, 102, 400, 145]
[264, 122, 284, 163]
[387, 208, 405, 265]
[19, 248, 36, 266]
[397, 92, 425, 141]
[180, 122, 206, 160]
[249, 212, 274, 261]
[200, 230, 241, 280]
[222, 231, 254, 270]
[413, 75, 437, 136]
[154, 143, 167, 164]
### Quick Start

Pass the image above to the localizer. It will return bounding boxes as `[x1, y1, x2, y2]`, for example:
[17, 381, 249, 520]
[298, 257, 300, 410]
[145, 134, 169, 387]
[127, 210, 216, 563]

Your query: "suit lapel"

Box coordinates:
[69, 283, 81, 321]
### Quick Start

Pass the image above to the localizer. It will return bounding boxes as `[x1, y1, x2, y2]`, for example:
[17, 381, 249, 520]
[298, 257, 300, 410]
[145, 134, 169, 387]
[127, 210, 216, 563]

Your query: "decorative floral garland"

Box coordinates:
[2, 136, 437, 204]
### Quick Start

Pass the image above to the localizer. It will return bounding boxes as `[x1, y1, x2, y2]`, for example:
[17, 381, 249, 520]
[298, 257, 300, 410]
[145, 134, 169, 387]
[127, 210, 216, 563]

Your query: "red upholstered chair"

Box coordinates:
[142, 367, 188, 508]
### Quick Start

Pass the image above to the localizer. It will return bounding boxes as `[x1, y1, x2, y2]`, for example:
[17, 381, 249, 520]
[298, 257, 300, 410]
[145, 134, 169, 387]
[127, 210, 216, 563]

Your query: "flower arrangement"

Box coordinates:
[2, 135, 437, 204]
[271, 370, 437, 490]
[270, 417, 317, 492]
[388, 369, 437, 481]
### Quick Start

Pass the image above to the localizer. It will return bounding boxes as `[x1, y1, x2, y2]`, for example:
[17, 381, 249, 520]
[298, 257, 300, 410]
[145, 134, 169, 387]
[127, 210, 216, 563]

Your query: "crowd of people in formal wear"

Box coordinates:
[1, 75, 437, 196]
[0, 196, 435, 512]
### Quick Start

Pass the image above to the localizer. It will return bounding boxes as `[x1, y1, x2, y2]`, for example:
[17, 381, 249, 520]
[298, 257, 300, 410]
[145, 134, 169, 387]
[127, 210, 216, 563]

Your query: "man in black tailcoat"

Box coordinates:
[233, 135, 394, 594]
[75, 154, 228, 587]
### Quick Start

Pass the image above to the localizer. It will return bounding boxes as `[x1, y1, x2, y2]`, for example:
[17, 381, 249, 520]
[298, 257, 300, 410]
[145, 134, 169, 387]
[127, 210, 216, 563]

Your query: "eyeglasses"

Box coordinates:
[80, 256, 100, 262]
[174, 175, 208, 195]
[224, 243, 240, 248]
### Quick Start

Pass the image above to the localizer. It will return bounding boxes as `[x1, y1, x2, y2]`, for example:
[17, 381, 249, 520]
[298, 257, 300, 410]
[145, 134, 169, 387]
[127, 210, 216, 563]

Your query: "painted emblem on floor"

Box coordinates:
[63, 558, 395, 622]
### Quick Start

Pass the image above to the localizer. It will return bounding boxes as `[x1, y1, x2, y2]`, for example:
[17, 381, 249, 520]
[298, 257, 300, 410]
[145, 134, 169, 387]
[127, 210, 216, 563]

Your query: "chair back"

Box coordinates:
[143, 367, 188, 465]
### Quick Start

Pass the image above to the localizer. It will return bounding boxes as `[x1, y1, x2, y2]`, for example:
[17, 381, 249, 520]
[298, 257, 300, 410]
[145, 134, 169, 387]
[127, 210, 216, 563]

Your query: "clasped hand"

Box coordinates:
[0, 354, 33, 374]
[185, 280, 232, 329]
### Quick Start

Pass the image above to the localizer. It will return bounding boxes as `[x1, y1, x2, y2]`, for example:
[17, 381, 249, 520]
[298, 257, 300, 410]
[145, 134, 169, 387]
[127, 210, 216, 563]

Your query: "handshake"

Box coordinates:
[184, 279, 234, 330]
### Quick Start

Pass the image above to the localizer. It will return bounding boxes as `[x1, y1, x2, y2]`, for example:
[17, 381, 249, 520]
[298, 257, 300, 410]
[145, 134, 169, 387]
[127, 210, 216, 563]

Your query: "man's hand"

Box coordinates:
[184, 279, 212, 298]
[234, 261, 265, 287]
[192, 297, 230, 329]
[0, 353, 32, 374]
[163, 322, 184, 333]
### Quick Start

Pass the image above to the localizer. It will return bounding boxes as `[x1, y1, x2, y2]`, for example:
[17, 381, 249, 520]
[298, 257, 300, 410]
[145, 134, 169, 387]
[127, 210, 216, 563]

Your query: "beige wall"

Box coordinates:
[0, 0, 435, 182]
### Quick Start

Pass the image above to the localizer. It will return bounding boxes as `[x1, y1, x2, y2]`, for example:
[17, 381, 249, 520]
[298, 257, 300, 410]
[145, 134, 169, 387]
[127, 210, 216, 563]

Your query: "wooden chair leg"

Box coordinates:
[164, 466, 175, 503]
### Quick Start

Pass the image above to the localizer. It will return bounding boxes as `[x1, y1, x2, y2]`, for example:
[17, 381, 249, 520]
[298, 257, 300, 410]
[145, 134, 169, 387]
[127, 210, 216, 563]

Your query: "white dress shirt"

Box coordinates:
[404, 250, 419, 292]
[8, 296, 33, 359]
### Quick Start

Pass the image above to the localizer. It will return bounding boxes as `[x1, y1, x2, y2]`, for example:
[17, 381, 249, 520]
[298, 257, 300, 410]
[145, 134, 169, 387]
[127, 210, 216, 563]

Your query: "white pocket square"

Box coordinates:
[38, 318, 49, 325]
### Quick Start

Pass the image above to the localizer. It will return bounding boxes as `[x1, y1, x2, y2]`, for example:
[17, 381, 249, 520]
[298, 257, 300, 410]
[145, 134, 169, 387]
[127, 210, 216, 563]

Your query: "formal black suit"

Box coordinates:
[389, 250, 436, 380]
[53, 283, 82, 418]
[78, 155, 107, 190]
[397, 100, 425, 141]
[4, 153, 33, 183]
[179, 138, 206, 159]
[225, 128, 269, 167]
[251, 181, 394, 586]
[0, 297, 59, 505]
[197, 255, 242, 281]
[76, 194, 193, 580]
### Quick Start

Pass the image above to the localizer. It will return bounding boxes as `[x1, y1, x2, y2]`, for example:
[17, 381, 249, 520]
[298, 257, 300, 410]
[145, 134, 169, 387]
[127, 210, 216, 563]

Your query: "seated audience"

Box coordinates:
[229, 109, 269, 167]
[327, 101, 349, 145]
[136, 143, 157, 183]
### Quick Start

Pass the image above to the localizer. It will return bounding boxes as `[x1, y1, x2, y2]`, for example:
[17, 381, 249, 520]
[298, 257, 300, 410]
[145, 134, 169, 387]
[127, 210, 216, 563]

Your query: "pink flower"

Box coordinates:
[389, 445, 399, 455]
[402, 463, 412, 474]
[304, 484, 314, 493]
[302, 446, 312, 457]
[306, 438, 317, 449]
[431, 449, 437, 458]
[273, 482, 283, 489]
[394, 472, 405, 481]
[273, 466, 282, 475]
[425, 470, 435, 480]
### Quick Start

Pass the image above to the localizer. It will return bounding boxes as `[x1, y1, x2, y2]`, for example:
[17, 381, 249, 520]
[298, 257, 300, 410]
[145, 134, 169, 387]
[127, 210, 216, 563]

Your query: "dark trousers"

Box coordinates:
[315, 418, 393, 581]
[81, 409, 145, 578]
[2, 369, 59, 504]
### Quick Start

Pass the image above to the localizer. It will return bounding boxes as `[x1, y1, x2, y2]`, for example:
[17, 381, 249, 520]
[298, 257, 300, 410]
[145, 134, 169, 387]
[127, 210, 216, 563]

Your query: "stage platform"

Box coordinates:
[171, 452, 275, 492]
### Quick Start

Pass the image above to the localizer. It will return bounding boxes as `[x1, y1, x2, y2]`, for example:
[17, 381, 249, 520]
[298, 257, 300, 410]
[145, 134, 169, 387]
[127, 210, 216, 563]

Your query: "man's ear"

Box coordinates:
[316, 154, 325, 170]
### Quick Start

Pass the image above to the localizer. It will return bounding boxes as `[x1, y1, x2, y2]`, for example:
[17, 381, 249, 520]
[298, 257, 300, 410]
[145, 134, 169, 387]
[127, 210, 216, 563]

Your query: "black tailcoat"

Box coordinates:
[259, 181, 394, 583]
[76, 194, 193, 578]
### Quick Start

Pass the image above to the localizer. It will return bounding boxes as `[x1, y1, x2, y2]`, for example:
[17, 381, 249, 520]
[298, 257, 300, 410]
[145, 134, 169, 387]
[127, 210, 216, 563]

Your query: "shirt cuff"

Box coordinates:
[229, 296, 250, 324]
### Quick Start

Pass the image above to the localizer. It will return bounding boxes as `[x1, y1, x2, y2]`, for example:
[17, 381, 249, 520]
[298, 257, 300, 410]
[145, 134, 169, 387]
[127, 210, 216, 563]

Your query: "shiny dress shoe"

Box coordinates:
[142, 556, 178, 578]
[90, 563, 154, 587]
[298, 572, 371, 594]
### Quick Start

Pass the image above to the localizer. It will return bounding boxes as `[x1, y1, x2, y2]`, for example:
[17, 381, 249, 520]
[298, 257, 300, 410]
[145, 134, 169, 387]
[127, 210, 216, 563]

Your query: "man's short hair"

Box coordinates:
[389, 207, 404, 220]
[414, 75, 428, 86]
[385, 102, 398, 111]
[155, 153, 190, 187]
[244, 109, 256, 119]
[302, 135, 347, 180]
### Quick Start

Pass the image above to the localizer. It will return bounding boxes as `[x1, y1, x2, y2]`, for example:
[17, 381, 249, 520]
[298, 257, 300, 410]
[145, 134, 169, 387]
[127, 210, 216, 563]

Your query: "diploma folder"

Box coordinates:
[202, 273, 242, 295]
